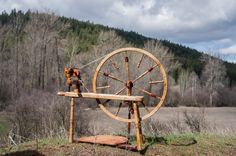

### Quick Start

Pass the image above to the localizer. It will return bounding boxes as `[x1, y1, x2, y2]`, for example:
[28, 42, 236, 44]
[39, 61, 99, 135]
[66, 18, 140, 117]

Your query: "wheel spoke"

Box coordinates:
[101, 71, 126, 84]
[102, 87, 126, 105]
[96, 85, 110, 90]
[110, 59, 120, 70]
[133, 64, 157, 83]
[115, 87, 126, 95]
[137, 54, 145, 68]
[115, 102, 123, 116]
[149, 80, 164, 84]
[80, 80, 90, 92]
[134, 86, 161, 99]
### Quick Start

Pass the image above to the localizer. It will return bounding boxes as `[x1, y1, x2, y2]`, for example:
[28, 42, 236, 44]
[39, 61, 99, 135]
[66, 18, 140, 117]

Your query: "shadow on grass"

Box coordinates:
[145, 136, 168, 146]
[3, 150, 44, 156]
[169, 138, 197, 146]
[140, 136, 197, 155]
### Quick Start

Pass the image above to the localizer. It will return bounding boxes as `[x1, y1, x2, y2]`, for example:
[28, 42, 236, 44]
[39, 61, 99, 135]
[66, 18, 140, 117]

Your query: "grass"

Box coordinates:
[1, 133, 236, 156]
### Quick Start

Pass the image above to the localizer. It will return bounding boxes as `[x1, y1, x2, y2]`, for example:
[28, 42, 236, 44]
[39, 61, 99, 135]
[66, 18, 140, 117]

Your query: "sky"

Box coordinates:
[1, 0, 236, 62]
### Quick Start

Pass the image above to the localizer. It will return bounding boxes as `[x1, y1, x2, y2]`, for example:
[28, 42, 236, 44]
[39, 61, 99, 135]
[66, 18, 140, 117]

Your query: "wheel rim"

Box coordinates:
[93, 47, 167, 123]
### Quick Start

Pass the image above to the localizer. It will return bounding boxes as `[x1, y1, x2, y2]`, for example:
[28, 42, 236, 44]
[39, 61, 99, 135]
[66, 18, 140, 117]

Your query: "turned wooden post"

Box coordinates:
[133, 102, 143, 151]
[69, 97, 75, 143]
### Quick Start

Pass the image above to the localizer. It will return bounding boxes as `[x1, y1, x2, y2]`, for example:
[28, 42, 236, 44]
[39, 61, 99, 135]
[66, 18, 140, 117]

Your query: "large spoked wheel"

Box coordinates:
[93, 47, 167, 122]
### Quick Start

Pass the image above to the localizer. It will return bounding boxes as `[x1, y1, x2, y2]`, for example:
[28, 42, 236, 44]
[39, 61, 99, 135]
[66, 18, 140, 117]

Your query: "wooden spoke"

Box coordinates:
[80, 80, 90, 92]
[149, 80, 164, 84]
[133, 64, 157, 83]
[96, 85, 111, 90]
[110, 59, 120, 70]
[134, 86, 161, 99]
[101, 71, 126, 84]
[115, 102, 123, 116]
[141, 101, 151, 113]
[137, 54, 145, 68]
[102, 87, 126, 105]
[115, 87, 126, 95]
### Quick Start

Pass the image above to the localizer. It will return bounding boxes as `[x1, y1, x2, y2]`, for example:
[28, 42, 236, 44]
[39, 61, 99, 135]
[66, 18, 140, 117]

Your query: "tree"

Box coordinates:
[144, 40, 180, 74]
[24, 11, 68, 90]
[10, 10, 26, 96]
[201, 55, 227, 106]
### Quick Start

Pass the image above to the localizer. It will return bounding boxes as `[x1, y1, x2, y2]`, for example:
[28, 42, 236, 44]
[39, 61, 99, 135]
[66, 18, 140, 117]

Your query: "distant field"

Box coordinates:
[81, 107, 236, 135]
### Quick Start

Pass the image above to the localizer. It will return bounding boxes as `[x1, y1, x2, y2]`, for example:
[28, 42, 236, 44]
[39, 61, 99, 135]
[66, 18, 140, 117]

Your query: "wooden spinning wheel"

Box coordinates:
[58, 47, 168, 151]
[93, 47, 167, 123]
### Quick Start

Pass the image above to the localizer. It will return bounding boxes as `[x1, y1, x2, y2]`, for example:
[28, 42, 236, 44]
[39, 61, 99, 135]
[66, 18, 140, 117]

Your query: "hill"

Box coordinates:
[1, 10, 236, 85]
[59, 16, 236, 85]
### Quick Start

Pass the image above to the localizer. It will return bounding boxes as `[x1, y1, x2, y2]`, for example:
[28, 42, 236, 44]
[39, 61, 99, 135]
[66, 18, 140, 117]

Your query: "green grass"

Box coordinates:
[1, 134, 236, 156]
[0, 137, 68, 153]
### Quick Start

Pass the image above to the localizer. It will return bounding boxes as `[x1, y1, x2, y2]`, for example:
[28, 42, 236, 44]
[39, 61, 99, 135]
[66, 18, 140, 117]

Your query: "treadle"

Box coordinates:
[78, 135, 128, 146]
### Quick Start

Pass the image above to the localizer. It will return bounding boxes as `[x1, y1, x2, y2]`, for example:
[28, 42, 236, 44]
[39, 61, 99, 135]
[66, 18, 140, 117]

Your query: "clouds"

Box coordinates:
[220, 45, 236, 54]
[105, 0, 236, 41]
[0, 0, 236, 62]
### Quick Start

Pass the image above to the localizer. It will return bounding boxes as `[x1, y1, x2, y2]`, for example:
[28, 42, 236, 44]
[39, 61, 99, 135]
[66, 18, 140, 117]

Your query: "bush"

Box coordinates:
[183, 108, 207, 133]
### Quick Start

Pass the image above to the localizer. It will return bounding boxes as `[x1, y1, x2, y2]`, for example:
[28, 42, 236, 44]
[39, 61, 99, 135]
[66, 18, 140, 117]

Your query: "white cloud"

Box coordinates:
[220, 45, 236, 54]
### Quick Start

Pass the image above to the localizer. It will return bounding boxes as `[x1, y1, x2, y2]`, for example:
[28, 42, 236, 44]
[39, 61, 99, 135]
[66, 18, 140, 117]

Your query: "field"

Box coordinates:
[82, 107, 236, 135]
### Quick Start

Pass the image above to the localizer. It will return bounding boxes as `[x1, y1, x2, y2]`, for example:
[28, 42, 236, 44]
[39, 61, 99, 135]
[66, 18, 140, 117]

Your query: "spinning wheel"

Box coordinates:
[58, 47, 168, 151]
[93, 47, 167, 123]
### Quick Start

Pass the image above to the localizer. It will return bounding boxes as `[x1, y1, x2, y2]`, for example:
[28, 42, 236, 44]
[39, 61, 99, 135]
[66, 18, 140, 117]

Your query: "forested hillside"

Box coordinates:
[59, 15, 236, 85]
[0, 10, 236, 147]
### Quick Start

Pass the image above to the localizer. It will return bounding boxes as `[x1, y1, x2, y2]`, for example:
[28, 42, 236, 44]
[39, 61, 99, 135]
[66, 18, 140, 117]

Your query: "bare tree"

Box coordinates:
[10, 10, 26, 96]
[178, 69, 191, 98]
[144, 40, 180, 105]
[178, 70, 200, 105]
[144, 40, 180, 74]
[201, 55, 227, 106]
[24, 11, 68, 91]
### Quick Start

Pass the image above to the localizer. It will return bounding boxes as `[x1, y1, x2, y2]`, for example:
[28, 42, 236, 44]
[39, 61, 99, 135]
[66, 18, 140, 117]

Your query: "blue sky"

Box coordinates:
[1, 0, 236, 62]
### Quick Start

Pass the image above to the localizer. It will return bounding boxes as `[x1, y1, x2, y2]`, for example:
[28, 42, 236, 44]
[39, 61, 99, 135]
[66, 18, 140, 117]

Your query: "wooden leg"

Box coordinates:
[69, 98, 75, 143]
[133, 102, 143, 151]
